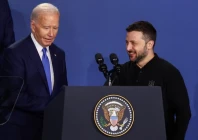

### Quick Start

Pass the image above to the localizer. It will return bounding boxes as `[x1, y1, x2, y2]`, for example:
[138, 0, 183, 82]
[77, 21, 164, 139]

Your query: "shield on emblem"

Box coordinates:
[110, 116, 118, 126]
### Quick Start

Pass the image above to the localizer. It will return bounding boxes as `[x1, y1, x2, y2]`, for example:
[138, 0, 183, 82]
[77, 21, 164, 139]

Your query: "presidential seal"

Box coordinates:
[94, 94, 134, 137]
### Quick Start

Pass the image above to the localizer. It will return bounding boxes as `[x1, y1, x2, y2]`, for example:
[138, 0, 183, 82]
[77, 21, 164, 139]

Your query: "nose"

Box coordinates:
[48, 28, 54, 37]
[126, 43, 132, 51]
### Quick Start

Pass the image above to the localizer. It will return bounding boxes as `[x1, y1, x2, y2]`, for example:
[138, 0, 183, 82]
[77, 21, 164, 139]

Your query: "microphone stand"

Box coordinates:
[107, 72, 112, 86]
[98, 64, 112, 86]
[107, 69, 115, 86]
[107, 64, 121, 86]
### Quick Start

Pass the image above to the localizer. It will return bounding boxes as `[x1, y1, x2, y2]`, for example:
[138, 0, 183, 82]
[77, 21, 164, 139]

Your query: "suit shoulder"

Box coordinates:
[6, 37, 28, 52]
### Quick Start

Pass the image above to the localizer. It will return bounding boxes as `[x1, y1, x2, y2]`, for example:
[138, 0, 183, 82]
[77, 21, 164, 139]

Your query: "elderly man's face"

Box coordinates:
[31, 12, 59, 47]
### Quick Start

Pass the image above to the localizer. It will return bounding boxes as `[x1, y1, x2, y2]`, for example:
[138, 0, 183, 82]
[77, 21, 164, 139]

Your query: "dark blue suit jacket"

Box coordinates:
[0, 35, 68, 140]
[0, 0, 15, 59]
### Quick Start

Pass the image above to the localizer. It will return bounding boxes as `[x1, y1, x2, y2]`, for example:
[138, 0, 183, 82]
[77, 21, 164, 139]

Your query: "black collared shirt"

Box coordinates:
[110, 54, 191, 140]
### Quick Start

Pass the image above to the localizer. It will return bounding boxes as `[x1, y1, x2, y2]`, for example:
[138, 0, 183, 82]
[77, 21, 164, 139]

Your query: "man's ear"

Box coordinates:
[147, 40, 154, 50]
[31, 20, 36, 32]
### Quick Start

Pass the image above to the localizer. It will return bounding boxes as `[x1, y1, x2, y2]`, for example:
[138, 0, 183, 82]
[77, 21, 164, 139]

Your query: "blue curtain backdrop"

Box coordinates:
[8, 0, 198, 139]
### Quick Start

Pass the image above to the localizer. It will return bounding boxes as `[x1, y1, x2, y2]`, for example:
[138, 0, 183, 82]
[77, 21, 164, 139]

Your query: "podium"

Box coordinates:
[42, 86, 166, 140]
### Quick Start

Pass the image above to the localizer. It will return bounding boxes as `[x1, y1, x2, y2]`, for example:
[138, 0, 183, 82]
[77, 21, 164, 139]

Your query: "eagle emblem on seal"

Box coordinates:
[94, 95, 134, 137]
[102, 101, 128, 131]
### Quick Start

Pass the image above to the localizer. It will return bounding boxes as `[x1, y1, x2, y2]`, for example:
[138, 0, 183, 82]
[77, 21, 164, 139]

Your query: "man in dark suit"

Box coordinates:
[0, 0, 15, 66]
[0, 3, 68, 140]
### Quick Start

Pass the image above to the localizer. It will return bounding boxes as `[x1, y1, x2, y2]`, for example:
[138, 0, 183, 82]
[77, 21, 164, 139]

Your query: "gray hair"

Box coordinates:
[31, 3, 59, 21]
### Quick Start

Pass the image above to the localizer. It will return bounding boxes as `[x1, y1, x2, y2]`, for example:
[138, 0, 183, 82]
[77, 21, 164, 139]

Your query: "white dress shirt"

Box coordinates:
[31, 33, 54, 90]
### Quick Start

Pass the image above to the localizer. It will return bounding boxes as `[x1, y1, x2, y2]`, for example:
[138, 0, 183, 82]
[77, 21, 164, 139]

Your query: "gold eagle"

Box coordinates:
[102, 105, 126, 126]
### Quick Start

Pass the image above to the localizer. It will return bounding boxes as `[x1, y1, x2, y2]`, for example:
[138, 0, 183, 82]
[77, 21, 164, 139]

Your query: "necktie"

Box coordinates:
[42, 48, 52, 94]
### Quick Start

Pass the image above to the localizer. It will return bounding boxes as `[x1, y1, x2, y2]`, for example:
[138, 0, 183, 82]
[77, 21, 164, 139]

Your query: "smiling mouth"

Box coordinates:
[128, 52, 136, 55]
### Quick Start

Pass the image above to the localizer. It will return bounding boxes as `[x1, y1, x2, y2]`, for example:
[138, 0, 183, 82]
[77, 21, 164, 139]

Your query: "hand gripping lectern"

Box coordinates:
[42, 86, 166, 140]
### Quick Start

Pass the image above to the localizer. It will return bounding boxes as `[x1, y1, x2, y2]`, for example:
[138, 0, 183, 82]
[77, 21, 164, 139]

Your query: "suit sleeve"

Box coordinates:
[2, 0, 15, 48]
[167, 69, 191, 140]
[2, 48, 24, 78]
[1, 48, 25, 107]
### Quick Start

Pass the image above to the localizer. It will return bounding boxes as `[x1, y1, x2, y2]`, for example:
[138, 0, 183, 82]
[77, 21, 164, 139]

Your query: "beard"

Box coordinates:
[128, 45, 148, 63]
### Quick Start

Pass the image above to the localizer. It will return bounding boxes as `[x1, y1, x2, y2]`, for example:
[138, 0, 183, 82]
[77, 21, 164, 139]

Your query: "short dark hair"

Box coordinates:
[126, 21, 157, 46]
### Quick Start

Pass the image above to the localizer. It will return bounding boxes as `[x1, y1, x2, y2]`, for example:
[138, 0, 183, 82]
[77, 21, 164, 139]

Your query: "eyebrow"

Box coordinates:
[126, 40, 137, 43]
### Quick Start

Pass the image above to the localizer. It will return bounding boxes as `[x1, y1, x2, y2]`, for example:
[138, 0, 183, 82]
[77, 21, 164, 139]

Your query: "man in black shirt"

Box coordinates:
[109, 21, 191, 140]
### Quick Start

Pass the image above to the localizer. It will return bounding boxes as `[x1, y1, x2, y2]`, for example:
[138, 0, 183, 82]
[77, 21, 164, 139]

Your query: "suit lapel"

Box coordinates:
[26, 36, 50, 94]
[49, 45, 59, 94]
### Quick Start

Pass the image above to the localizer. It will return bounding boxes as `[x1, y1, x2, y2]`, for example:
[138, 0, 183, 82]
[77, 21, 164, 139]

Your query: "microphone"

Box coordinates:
[110, 53, 119, 65]
[95, 53, 104, 65]
[108, 53, 122, 86]
[109, 53, 121, 74]
[95, 53, 109, 79]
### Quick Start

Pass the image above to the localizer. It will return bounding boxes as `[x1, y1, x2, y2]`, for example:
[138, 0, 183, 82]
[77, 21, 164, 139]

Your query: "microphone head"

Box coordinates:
[110, 53, 118, 65]
[95, 53, 104, 64]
